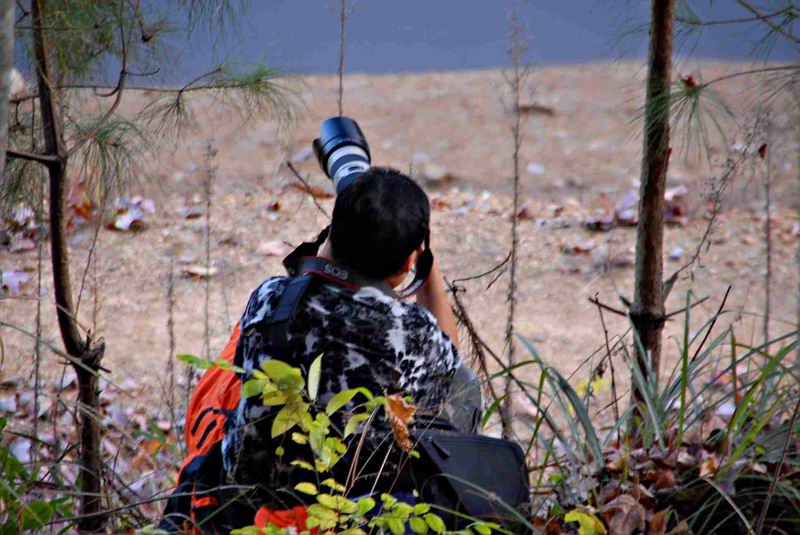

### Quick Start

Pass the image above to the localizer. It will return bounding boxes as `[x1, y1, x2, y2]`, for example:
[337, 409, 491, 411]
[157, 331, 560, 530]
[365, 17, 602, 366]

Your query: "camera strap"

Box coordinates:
[282, 226, 433, 300]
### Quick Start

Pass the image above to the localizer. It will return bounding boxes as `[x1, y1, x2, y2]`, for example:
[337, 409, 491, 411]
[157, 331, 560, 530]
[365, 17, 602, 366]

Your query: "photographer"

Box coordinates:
[162, 119, 528, 534]
[222, 166, 476, 498]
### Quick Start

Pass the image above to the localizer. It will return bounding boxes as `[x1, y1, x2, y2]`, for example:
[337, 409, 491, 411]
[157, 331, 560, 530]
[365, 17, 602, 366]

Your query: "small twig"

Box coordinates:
[286, 161, 331, 219]
[594, 295, 620, 441]
[446, 278, 507, 432]
[735, 0, 800, 45]
[5, 147, 58, 165]
[588, 296, 628, 318]
[75, 188, 110, 318]
[690, 285, 732, 363]
[665, 295, 710, 319]
[676, 7, 792, 27]
[337, 0, 347, 116]
[701, 65, 800, 89]
[450, 251, 511, 287]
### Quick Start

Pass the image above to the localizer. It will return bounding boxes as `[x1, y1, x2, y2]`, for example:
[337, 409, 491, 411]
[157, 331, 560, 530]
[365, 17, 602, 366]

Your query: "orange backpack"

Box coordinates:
[161, 324, 318, 534]
[181, 324, 241, 478]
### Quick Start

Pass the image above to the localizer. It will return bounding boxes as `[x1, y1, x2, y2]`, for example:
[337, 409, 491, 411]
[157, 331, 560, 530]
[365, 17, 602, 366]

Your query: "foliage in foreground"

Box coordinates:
[508, 292, 800, 534]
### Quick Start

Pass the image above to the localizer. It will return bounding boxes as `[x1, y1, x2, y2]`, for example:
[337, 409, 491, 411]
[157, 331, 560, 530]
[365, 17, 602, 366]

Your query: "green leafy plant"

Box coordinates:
[0, 418, 71, 532]
[227, 355, 501, 535]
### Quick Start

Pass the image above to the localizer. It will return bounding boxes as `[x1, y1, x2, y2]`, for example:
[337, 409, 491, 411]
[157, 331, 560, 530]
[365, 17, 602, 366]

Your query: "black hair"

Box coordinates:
[330, 167, 430, 280]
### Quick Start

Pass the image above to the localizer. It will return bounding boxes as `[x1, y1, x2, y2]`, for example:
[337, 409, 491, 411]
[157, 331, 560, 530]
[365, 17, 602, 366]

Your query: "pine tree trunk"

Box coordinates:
[631, 0, 675, 411]
[0, 0, 14, 177]
[30, 1, 107, 530]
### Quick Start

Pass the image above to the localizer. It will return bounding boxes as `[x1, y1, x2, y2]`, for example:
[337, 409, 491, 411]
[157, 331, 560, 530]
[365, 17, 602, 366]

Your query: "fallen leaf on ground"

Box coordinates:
[178, 206, 204, 219]
[599, 494, 645, 535]
[180, 264, 218, 278]
[649, 508, 670, 535]
[257, 240, 292, 257]
[561, 240, 595, 255]
[288, 182, 334, 199]
[518, 103, 556, 116]
[516, 204, 536, 220]
[1, 270, 31, 294]
[9, 234, 35, 252]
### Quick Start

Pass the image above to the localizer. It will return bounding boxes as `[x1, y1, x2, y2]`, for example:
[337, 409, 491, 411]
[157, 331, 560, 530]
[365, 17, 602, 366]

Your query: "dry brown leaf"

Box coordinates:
[289, 182, 334, 199]
[599, 494, 645, 535]
[699, 455, 719, 478]
[180, 264, 218, 279]
[385, 394, 416, 452]
[649, 508, 670, 535]
[666, 520, 691, 535]
[654, 468, 677, 490]
[257, 240, 292, 257]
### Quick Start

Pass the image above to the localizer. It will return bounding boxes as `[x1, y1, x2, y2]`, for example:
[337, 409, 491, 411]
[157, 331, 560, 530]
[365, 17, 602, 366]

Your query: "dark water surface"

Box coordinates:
[170, 0, 797, 76]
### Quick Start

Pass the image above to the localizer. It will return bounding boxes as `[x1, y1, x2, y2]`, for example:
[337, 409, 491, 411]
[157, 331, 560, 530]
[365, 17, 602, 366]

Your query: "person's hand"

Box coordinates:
[416, 250, 460, 351]
[318, 238, 333, 260]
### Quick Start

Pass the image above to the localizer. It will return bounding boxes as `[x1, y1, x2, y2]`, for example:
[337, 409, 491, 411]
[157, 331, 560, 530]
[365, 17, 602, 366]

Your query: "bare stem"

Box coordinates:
[204, 141, 217, 361]
[337, 0, 347, 116]
[502, 1, 528, 438]
[763, 127, 772, 351]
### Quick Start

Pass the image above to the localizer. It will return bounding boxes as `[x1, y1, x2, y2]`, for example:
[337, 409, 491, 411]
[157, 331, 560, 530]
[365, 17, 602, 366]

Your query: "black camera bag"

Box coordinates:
[409, 419, 531, 532]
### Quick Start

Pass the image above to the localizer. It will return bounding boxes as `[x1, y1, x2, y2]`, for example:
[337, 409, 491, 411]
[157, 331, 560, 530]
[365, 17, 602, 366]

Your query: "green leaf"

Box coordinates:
[471, 521, 493, 535]
[261, 359, 304, 389]
[564, 509, 606, 535]
[424, 513, 446, 534]
[409, 516, 429, 534]
[321, 478, 346, 493]
[344, 413, 371, 437]
[386, 518, 406, 535]
[290, 459, 315, 471]
[307, 503, 337, 521]
[214, 358, 246, 373]
[262, 391, 289, 406]
[326, 388, 371, 415]
[356, 497, 376, 515]
[412, 503, 430, 515]
[177, 354, 213, 369]
[295, 482, 318, 496]
[291, 432, 309, 445]
[271, 403, 308, 438]
[20, 501, 54, 530]
[242, 379, 265, 399]
[308, 354, 323, 401]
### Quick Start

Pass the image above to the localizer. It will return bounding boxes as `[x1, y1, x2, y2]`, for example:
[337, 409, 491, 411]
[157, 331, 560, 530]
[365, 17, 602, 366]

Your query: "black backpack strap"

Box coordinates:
[265, 274, 315, 358]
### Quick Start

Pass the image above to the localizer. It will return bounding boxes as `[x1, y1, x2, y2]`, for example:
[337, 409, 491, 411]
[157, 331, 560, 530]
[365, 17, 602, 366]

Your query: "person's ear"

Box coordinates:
[401, 250, 417, 275]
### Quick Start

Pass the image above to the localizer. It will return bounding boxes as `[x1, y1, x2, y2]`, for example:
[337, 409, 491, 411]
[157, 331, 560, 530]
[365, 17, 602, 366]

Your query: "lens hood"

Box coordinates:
[313, 116, 371, 175]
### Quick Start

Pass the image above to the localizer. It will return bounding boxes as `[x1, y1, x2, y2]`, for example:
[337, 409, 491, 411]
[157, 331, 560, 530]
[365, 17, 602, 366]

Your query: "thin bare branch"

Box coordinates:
[736, 0, 800, 45]
[286, 161, 331, 219]
[6, 147, 59, 164]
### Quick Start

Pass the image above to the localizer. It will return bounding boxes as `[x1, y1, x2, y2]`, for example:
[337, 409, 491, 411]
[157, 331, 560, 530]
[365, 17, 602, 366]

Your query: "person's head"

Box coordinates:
[329, 167, 430, 286]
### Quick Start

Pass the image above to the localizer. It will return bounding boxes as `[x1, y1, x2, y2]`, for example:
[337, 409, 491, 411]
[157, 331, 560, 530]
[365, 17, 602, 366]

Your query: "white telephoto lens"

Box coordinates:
[327, 145, 370, 190]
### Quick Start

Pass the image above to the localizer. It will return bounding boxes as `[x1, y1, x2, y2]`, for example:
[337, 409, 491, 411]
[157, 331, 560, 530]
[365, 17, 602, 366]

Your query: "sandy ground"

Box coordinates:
[1, 61, 798, 429]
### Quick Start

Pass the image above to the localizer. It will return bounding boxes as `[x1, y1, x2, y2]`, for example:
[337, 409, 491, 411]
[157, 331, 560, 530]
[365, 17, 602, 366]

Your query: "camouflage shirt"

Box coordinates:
[221, 275, 461, 501]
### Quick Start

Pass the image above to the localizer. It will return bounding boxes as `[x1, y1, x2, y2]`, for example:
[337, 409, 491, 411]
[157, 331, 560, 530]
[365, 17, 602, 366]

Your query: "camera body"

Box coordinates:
[313, 116, 371, 194]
